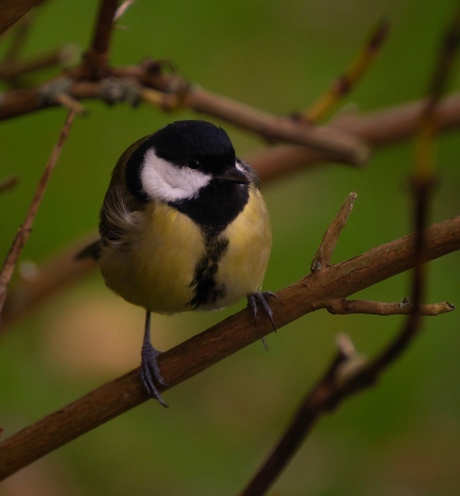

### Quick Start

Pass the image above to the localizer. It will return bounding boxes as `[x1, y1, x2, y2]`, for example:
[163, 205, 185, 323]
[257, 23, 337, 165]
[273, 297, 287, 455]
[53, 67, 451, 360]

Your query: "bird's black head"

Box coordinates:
[150, 120, 236, 174]
[123, 120, 251, 234]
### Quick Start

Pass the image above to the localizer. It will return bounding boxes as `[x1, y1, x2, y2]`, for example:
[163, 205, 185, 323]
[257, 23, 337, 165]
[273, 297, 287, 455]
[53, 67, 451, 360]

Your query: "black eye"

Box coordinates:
[188, 158, 200, 169]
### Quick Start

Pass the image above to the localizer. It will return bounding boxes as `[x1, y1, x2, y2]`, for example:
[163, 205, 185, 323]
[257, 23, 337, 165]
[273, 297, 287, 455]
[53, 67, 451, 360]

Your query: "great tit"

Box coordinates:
[84, 120, 274, 407]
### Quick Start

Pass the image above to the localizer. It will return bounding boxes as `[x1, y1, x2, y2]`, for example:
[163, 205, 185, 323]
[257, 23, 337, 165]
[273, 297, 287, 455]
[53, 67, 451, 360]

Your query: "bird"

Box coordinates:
[80, 120, 274, 407]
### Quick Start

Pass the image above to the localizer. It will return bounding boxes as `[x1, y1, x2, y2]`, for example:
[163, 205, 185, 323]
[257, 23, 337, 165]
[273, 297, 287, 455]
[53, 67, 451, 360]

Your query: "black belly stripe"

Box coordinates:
[189, 235, 229, 308]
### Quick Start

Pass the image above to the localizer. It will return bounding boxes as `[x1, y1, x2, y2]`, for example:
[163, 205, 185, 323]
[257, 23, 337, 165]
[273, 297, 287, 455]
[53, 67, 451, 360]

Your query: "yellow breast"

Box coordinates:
[98, 202, 204, 313]
[98, 186, 271, 314]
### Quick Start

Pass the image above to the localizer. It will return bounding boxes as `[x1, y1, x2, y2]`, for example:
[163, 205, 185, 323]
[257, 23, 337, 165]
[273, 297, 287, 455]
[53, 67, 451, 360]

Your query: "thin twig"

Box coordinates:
[0, 111, 76, 316]
[114, 0, 135, 21]
[327, 298, 454, 316]
[54, 93, 87, 115]
[301, 18, 390, 122]
[311, 192, 357, 272]
[0, 45, 78, 82]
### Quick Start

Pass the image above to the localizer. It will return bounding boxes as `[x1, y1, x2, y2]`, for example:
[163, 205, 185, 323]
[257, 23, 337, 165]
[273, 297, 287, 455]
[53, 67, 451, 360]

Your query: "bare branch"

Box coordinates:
[0, 214, 458, 481]
[0, 45, 78, 82]
[0, 111, 76, 316]
[311, 192, 357, 272]
[82, 0, 119, 78]
[0, 74, 369, 165]
[54, 93, 87, 115]
[327, 298, 455, 316]
[247, 92, 460, 182]
[0, 0, 45, 36]
[181, 86, 369, 164]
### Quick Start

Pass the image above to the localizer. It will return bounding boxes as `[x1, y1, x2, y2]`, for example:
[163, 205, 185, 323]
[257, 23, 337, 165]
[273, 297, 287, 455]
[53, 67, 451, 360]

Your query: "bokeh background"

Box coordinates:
[1, 1, 460, 495]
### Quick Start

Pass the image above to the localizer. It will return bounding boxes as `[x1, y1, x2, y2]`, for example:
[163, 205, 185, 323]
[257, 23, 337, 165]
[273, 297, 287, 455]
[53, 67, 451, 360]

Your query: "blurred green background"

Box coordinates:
[1, 1, 460, 495]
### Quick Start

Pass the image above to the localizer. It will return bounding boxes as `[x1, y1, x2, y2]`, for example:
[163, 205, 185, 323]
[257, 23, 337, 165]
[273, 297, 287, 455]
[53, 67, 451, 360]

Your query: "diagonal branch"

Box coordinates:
[0, 214, 458, 481]
[180, 86, 369, 164]
[301, 17, 390, 122]
[0, 0, 45, 35]
[247, 92, 460, 181]
[0, 75, 369, 165]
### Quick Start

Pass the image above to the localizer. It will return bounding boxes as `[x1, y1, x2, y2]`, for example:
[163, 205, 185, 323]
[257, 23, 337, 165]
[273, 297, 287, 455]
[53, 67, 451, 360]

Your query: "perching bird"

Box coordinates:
[82, 120, 274, 407]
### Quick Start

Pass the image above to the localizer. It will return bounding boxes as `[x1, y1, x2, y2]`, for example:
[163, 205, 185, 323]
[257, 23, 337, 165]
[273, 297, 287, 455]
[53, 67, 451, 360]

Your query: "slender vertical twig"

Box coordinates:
[82, 0, 119, 78]
[0, 111, 76, 316]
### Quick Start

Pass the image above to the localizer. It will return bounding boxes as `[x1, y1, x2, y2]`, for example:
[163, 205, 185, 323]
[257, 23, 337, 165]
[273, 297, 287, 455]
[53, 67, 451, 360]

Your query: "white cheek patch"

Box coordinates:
[141, 149, 212, 202]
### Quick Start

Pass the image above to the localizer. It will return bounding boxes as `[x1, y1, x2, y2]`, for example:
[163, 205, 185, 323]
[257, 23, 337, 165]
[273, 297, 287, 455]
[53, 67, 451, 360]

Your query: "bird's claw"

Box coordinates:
[140, 344, 169, 408]
[248, 291, 277, 330]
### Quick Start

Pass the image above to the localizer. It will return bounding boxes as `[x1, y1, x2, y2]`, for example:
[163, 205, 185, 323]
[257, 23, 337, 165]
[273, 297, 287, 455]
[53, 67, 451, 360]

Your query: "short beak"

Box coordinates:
[215, 167, 250, 184]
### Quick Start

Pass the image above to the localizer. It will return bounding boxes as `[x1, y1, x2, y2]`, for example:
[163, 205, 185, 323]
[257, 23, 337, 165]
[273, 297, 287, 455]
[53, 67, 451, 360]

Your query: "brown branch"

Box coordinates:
[0, 0, 45, 35]
[82, 0, 119, 79]
[2, 62, 460, 173]
[181, 86, 369, 164]
[247, 92, 460, 182]
[0, 45, 78, 82]
[327, 298, 454, 316]
[0, 214, 458, 480]
[0, 111, 76, 316]
[311, 192, 357, 272]
[0, 75, 369, 165]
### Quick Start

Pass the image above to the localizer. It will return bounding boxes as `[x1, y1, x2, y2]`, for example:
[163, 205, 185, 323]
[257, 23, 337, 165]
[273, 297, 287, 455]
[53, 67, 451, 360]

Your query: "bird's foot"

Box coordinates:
[247, 291, 278, 350]
[140, 343, 170, 408]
